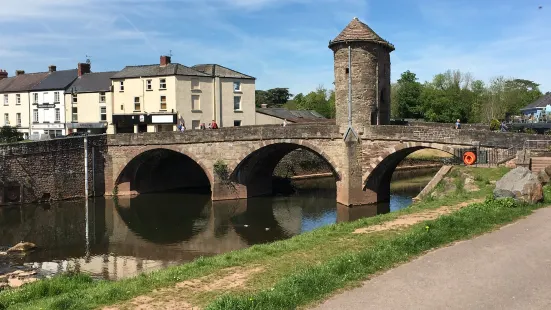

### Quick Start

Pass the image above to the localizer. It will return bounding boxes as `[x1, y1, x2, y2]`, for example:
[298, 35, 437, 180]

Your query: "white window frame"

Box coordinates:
[33, 109, 39, 123]
[146, 79, 152, 91]
[99, 92, 106, 103]
[160, 95, 167, 110]
[33, 93, 38, 104]
[72, 107, 78, 122]
[234, 96, 242, 111]
[233, 81, 241, 92]
[16, 113, 21, 127]
[120, 81, 125, 92]
[55, 108, 60, 122]
[54, 92, 60, 103]
[4, 113, 8, 125]
[134, 97, 140, 111]
[234, 120, 242, 127]
[16, 94, 20, 105]
[100, 106, 107, 121]
[43, 92, 48, 103]
[72, 93, 78, 104]
[3, 94, 7, 106]
[192, 95, 200, 111]
[159, 78, 167, 90]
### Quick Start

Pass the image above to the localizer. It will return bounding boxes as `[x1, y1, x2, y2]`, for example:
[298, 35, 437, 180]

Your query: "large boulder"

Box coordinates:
[494, 167, 543, 204]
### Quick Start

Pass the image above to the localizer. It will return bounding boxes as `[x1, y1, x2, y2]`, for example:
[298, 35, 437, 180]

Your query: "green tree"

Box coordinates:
[294, 85, 335, 118]
[396, 71, 423, 118]
[390, 82, 400, 118]
[255, 90, 270, 107]
[0, 126, 23, 144]
[266, 88, 292, 107]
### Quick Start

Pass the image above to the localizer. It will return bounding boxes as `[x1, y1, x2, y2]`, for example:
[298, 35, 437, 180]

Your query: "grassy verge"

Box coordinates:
[0, 167, 543, 310]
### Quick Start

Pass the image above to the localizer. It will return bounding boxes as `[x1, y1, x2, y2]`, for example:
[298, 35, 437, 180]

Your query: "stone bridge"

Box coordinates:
[0, 123, 546, 206]
[104, 123, 535, 206]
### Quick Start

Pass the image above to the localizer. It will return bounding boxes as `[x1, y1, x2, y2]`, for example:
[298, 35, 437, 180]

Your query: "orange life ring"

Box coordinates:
[463, 151, 476, 165]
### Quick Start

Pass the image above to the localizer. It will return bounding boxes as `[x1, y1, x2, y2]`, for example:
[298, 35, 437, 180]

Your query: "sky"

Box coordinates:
[0, 0, 549, 95]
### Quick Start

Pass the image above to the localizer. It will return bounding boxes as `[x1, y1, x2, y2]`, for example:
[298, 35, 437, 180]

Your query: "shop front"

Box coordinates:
[113, 113, 177, 133]
[66, 122, 108, 135]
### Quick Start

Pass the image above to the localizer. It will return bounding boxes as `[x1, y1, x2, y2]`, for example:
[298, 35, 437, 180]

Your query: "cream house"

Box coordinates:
[0, 69, 49, 139]
[65, 70, 117, 134]
[110, 56, 256, 133]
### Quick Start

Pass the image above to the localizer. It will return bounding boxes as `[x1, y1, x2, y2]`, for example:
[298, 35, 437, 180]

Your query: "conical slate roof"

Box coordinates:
[329, 17, 394, 51]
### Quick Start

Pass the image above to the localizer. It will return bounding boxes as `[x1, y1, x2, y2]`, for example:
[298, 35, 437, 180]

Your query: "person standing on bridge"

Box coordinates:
[211, 120, 219, 129]
[455, 119, 461, 129]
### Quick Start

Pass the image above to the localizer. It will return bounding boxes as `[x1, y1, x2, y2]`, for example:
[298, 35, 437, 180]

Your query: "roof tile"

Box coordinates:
[330, 17, 394, 51]
[111, 63, 209, 79]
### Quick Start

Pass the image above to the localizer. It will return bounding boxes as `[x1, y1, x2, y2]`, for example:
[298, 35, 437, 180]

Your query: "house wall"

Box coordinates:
[220, 78, 255, 127]
[30, 90, 66, 136]
[112, 76, 177, 115]
[255, 112, 285, 125]
[175, 76, 215, 129]
[65, 91, 115, 134]
[1, 92, 32, 136]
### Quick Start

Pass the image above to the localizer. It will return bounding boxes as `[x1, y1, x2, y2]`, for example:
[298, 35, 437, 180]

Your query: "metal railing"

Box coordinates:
[524, 140, 551, 150]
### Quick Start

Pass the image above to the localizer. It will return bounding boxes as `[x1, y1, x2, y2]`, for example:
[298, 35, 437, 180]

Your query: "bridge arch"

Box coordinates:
[229, 139, 341, 198]
[115, 147, 213, 196]
[363, 142, 457, 203]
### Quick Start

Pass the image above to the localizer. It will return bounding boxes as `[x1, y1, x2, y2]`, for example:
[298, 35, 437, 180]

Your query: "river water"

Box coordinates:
[0, 174, 433, 280]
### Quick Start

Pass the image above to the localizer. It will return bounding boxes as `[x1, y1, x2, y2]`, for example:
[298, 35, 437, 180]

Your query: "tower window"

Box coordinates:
[345, 68, 349, 74]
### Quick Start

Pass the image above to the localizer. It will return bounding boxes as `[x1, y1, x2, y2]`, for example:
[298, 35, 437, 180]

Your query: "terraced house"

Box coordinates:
[0, 69, 50, 139]
[65, 69, 117, 134]
[110, 56, 255, 133]
[30, 65, 80, 138]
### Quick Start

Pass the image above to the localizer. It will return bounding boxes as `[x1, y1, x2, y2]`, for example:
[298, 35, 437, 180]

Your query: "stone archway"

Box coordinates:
[363, 142, 457, 203]
[114, 147, 212, 196]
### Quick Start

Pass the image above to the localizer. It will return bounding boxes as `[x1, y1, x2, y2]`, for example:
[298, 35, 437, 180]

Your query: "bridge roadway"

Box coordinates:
[1, 123, 549, 206]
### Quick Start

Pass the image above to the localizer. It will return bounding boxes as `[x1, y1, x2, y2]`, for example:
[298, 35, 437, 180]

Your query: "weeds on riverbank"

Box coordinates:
[0, 167, 543, 310]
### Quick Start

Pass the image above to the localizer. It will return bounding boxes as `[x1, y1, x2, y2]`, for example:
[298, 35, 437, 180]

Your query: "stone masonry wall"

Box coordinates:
[0, 136, 106, 205]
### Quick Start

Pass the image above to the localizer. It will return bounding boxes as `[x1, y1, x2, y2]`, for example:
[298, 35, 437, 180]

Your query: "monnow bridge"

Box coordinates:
[1, 18, 550, 207]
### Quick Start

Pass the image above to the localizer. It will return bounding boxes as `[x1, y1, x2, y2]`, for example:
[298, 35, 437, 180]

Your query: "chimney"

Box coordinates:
[261, 104, 268, 108]
[78, 63, 91, 77]
[0, 70, 7, 80]
[160, 55, 171, 66]
[49, 65, 57, 73]
[15, 70, 25, 76]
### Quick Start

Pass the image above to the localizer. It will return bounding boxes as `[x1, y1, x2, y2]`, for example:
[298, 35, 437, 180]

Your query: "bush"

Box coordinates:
[489, 119, 500, 131]
[0, 126, 23, 143]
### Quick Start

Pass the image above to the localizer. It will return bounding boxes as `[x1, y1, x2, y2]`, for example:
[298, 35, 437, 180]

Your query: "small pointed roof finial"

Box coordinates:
[353, 17, 359, 20]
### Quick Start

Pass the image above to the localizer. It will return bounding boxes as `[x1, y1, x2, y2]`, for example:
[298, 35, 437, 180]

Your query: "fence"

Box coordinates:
[524, 140, 551, 150]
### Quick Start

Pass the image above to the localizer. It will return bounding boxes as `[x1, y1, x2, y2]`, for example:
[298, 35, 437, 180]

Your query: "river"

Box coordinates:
[0, 171, 434, 280]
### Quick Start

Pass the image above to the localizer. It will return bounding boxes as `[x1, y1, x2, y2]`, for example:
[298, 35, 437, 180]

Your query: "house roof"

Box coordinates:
[0, 72, 49, 93]
[520, 93, 551, 111]
[256, 108, 331, 123]
[66, 71, 118, 93]
[111, 63, 210, 79]
[329, 17, 394, 51]
[32, 69, 78, 91]
[192, 64, 255, 79]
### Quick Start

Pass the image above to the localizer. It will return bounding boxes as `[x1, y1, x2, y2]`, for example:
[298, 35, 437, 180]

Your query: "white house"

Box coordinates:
[29, 65, 82, 137]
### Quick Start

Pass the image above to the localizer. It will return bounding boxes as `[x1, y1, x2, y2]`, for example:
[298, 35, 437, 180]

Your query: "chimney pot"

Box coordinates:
[0, 70, 7, 80]
[78, 63, 91, 77]
[261, 104, 268, 108]
[160, 55, 171, 66]
[15, 70, 25, 76]
[49, 65, 57, 72]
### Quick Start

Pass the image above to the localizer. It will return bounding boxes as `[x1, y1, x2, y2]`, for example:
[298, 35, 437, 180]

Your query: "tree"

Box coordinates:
[255, 90, 270, 108]
[395, 71, 423, 119]
[266, 88, 292, 107]
[294, 85, 335, 118]
[0, 126, 23, 144]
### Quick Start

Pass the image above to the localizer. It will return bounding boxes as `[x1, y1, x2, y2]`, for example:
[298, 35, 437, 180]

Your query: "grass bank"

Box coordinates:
[0, 167, 546, 310]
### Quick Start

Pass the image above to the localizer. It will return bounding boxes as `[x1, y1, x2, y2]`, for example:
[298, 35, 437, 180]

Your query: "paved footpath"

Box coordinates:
[314, 207, 551, 310]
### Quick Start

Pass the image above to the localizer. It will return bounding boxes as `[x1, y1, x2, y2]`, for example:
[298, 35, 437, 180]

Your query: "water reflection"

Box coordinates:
[0, 176, 426, 280]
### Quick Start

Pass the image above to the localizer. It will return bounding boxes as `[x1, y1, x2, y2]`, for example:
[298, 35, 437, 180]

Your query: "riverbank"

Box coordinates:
[2, 167, 543, 310]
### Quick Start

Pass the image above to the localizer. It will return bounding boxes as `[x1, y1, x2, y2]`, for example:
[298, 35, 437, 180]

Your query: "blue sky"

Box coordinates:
[1, 0, 549, 95]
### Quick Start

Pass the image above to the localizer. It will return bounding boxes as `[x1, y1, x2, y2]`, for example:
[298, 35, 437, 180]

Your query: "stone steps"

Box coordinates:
[530, 157, 551, 174]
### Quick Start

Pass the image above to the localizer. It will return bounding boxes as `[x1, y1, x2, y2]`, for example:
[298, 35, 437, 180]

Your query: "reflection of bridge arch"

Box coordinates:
[115, 147, 212, 195]
[230, 141, 340, 198]
[114, 193, 211, 244]
[364, 142, 456, 203]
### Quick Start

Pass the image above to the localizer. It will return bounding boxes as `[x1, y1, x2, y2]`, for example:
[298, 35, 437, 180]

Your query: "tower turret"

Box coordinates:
[329, 17, 394, 132]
